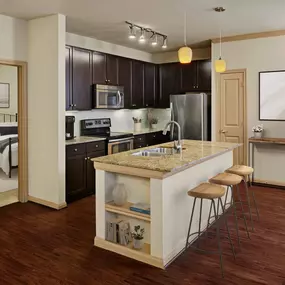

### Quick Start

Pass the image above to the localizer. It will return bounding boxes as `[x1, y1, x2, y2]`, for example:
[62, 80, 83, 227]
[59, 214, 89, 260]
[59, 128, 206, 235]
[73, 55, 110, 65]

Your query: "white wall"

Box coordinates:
[0, 65, 18, 120]
[28, 14, 66, 205]
[212, 36, 285, 183]
[0, 14, 28, 61]
[66, 33, 153, 62]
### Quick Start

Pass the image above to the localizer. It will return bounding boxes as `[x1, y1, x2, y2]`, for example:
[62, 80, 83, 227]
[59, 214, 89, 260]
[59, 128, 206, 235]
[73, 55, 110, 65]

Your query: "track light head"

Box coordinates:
[151, 34, 158, 46]
[162, 37, 167, 49]
[139, 29, 146, 43]
[128, 25, 136, 39]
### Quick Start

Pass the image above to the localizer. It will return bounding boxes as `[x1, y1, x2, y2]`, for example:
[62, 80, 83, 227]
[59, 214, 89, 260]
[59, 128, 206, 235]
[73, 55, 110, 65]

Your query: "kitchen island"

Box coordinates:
[92, 140, 240, 268]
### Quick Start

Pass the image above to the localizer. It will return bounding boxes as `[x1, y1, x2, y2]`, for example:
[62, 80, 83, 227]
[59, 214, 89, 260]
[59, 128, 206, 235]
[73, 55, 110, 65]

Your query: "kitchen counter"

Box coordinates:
[93, 140, 240, 177]
[66, 136, 106, 146]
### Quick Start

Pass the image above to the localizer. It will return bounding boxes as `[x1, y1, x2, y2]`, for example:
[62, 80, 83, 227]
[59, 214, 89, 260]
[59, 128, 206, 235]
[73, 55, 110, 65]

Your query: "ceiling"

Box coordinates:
[1, 0, 285, 53]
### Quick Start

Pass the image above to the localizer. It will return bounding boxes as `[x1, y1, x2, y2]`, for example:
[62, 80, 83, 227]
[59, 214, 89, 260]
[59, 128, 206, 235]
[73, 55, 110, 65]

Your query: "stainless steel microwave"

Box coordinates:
[93, 84, 124, 109]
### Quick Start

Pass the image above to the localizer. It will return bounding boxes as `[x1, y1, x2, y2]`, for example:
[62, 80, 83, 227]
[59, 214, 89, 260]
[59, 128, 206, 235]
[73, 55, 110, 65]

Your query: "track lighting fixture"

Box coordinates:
[125, 21, 167, 49]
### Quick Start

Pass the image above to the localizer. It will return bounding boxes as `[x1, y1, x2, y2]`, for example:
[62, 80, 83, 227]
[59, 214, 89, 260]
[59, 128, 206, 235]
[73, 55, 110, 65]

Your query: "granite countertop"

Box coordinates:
[92, 140, 241, 173]
[66, 136, 106, 146]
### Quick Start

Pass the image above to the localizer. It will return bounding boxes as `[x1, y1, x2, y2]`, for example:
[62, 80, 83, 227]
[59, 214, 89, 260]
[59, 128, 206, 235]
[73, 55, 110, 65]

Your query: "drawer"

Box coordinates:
[87, 150, 106, 159]
[134, 141, 147, 149]
[134, 134, 146, 144]
[66, 143, 86, 157]
[86, 141, 105, 153]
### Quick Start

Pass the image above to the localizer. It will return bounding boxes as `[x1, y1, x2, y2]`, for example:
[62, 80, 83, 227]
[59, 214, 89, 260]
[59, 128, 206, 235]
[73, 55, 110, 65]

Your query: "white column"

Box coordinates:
[28, 14, 66, 206]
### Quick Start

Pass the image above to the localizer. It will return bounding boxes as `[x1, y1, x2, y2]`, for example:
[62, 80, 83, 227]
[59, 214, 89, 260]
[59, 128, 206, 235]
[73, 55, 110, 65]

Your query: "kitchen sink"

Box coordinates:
[132, 147, 180, 157]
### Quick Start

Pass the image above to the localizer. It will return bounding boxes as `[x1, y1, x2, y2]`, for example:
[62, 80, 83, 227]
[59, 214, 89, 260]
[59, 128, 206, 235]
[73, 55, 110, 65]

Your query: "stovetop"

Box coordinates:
[88, 132, 134, 141]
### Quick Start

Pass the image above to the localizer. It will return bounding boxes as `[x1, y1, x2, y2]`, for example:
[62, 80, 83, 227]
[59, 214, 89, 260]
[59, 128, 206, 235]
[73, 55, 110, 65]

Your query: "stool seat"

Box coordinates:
[209, 173, 242, 186]
[188, 183, 225, 199]
[226, 165, 254, 176]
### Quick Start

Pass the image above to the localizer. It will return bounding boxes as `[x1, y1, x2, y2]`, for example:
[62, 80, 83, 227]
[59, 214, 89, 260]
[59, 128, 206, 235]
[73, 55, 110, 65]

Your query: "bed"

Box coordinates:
[0, 113, 18, 178]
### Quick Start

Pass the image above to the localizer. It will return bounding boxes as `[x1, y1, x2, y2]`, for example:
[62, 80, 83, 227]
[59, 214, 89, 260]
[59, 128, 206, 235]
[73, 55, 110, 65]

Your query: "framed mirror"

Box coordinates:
[259, 70, 285, 121]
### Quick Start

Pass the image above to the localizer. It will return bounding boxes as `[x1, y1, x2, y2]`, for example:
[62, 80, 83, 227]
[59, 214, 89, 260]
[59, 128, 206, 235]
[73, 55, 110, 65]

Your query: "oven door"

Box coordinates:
[108, 138, 134, 155]
[95, 85, 124, 109]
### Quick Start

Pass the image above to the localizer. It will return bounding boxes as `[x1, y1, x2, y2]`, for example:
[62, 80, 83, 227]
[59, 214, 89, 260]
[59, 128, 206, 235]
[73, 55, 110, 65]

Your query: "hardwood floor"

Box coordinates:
[0, 186, 285, 285]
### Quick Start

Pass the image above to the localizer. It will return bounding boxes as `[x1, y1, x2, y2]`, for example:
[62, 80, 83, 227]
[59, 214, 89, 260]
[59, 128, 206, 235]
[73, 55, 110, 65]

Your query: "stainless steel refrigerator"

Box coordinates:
[170, 93, 211, 141]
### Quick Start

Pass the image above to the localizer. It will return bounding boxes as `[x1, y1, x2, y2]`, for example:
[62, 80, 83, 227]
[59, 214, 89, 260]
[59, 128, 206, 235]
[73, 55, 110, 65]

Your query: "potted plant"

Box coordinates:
[132, 117, 142, 132]
[131, 225, 145, 250]
[252, 124, 263, 139]
[149, 117, 158, 129]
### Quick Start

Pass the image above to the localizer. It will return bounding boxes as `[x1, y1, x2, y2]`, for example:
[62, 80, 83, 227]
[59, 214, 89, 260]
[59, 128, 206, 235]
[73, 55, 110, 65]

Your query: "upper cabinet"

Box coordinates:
[144, 63, 156, 108]
[65, 46, 72, 110]
[181, 61, 197, 91]
[118, 57, 132, 109]
[72, 47, 92, 110]
[197, 60, 211, 91]
[131, 61, 144, 108]
[106, 55, 118, 85]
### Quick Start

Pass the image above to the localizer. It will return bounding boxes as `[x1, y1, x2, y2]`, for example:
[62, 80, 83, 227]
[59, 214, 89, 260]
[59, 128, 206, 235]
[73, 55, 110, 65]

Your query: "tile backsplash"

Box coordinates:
[66, 108, 171, 137]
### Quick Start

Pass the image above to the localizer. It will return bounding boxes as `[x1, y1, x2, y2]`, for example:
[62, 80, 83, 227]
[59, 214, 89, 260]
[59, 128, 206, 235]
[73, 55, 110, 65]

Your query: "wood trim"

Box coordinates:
[94, 237, 164, 269]
[212, 29, 285, 44]
[215, 69, 248, 166]
[0, 59, 28, 203]
[28, 196, 67, 210]
[93, 162, 166, 179]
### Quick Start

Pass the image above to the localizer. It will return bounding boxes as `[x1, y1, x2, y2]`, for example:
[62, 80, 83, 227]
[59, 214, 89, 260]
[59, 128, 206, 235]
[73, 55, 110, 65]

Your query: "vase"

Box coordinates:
[133, 239, 143, 250]
[254, 132, 262, 139]
[134, 123, 142, 132]
[112, 183, 127, 206]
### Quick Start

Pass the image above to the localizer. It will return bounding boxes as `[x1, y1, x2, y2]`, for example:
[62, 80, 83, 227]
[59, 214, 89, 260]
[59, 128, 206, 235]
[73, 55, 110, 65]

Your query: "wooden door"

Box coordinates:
[118, 57, 132, 108]
[106, 55, 118, 85]
[93, 51, 106, 84]
[218, 71, 246, 165]
[197, 60, 211, 91]
[181, 61, 197, 92]
[144, 63, 156, 108]
[72, 47, 92, 110]
[131, 61, 144, 108]
[65, 46, 72, 110]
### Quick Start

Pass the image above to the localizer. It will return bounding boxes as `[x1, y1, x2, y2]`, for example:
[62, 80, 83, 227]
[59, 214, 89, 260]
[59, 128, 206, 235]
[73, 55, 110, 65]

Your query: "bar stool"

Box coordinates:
[209, 173, 250, 246]
[226, 165, 259, 230]
[185, 182, 236, 277]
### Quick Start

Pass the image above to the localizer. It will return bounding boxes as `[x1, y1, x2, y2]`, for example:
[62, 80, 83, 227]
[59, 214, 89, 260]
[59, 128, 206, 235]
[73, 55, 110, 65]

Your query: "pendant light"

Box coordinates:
[178, 11, 192, 64]
[214, 7, 226, 73]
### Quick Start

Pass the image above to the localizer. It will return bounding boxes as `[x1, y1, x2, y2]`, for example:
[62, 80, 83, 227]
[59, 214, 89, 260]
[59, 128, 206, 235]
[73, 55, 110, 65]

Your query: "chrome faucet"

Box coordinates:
[163, 121, 182, 151]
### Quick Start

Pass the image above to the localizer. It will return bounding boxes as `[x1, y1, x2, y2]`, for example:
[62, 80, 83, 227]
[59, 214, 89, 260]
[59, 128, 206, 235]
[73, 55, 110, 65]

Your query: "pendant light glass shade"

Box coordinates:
[178, 47, 193, 64]
[215, 57, 226, 73]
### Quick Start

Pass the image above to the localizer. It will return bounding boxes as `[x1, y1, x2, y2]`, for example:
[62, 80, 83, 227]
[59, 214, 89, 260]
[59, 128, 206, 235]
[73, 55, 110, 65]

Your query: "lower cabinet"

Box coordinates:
[134, 131, 171, 149]
[66, 141, 105, 203]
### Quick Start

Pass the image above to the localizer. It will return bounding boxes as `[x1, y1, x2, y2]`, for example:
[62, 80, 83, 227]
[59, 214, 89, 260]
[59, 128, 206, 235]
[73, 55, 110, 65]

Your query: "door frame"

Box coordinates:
[215, 69, 248, 165]
[0, 59, 28, 202]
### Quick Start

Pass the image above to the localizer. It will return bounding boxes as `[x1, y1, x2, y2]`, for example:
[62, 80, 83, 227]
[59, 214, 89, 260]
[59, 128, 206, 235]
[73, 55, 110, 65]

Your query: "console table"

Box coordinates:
[248, 137, 285, 188]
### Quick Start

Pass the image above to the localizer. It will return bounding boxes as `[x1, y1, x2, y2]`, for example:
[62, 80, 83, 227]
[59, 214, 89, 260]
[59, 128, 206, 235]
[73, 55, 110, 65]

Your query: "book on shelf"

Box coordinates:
[129, 203, 150, 215]
[106, 218, 131, 245]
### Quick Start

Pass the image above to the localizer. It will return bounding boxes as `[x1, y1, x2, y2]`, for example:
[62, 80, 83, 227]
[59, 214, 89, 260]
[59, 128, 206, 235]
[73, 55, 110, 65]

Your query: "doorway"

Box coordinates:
[0, 60, 27, 206]
[216, 69, 247, 165]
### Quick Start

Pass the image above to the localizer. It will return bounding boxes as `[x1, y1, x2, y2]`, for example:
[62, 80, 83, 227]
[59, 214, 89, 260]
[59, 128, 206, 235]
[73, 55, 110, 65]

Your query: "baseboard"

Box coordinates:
[252, 178, 285, 190]
[28, 196, 67, 210]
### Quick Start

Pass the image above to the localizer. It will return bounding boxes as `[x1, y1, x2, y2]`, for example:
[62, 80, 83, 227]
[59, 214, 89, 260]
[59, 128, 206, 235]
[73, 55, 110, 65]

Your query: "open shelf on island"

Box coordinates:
[105, 201, 151, 222]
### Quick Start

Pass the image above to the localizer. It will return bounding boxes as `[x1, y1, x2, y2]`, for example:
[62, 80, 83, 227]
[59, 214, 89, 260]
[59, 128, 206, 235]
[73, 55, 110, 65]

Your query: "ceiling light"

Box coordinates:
[178, 12, 192, 64]
[151, 34, 158, 46]
[128, 25, 136, 39]
[162, 37, 167, 49]
[139, 29, 146, 43]
[214, 7, 226, 73]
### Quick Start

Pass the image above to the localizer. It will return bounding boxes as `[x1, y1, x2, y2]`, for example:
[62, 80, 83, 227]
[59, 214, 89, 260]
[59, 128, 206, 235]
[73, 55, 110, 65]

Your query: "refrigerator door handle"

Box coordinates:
[170, 102, 174, 140]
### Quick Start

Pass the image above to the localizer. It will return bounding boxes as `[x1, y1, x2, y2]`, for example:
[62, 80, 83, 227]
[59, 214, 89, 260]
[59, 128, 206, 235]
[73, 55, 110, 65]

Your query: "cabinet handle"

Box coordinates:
[85, 157, 87, 160]
[153, 135, 156, 138]
[145, 104, 148, 107]
[139, 138, 142, 140]
[88, 157, 90, 160]
[73, 104, 77, 107]
[132, 104, 136, 107]
[74, 148, 78, 152]
[96, 145, 98, 148]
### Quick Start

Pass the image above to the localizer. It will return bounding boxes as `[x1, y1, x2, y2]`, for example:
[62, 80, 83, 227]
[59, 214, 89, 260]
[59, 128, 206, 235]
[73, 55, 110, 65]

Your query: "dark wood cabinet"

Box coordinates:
[134, 134, 147, 149]
[197, 60, 211, 91]
[134, 131, 171, 149]
[118, 57, 132, 108]
[144, 63, 156, 108]
[181, 61, 198, 92]
[92, 51, 106, 85]
[72, 47, 92, 110]
[66, 141, 106, 203]
[106, 55, 118, 85]
[65, 46, 72, 110]
[159, 63, 182, 108]
[131, 61, 144, 108]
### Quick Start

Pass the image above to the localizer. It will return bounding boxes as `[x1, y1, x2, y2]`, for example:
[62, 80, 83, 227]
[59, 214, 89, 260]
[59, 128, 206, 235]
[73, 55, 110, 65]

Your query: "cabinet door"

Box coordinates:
[65, 46, 72, 110]
[131, 61, 144, 108]
[106, 54, 118, 85]
[72, 47, 92, 110]
[93, 51, 106, 85]
[118, 57, 132, 108]
[86, 150, 106, 194]
[144, 63, 156, 108]
[181, 61, 198, 92]
[66, 153, 86, 203]
[159, 63, 182, 108]
[197, 60, 211, 91]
